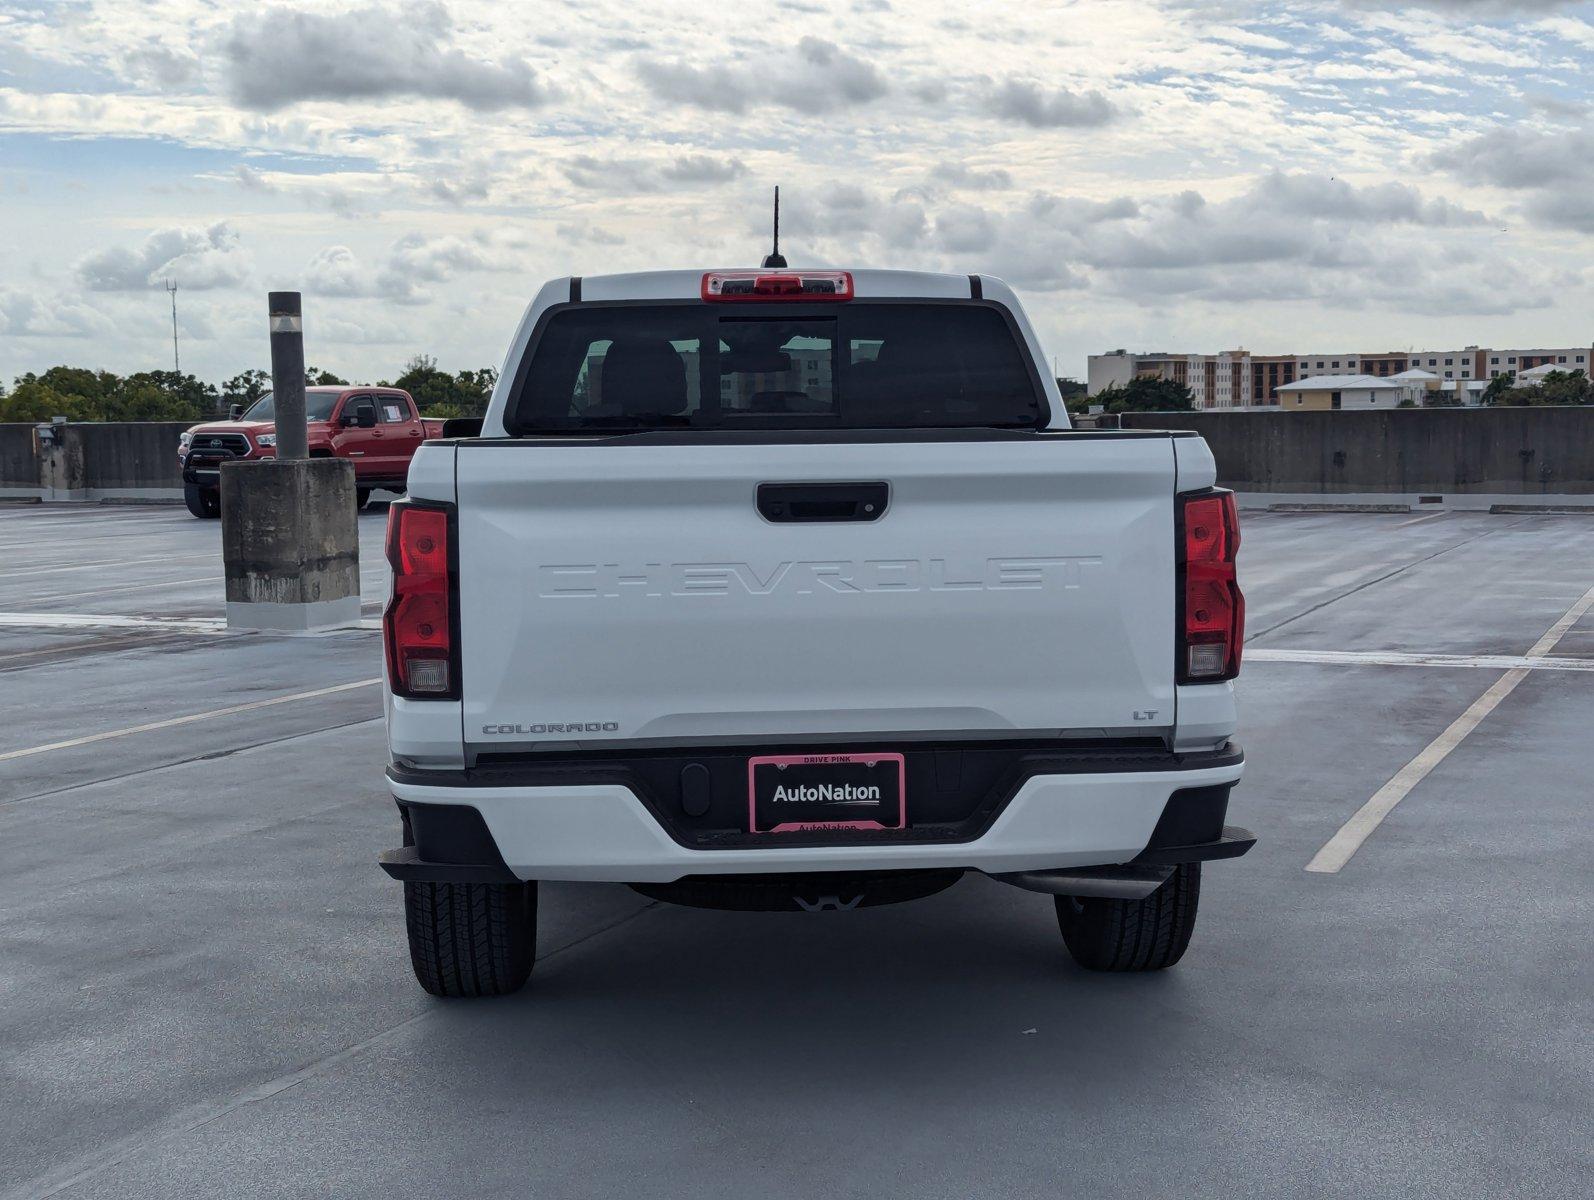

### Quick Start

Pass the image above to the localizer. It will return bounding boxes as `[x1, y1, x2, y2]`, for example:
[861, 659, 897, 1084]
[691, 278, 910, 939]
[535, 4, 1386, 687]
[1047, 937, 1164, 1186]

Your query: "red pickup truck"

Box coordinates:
[178, 386, 445, 518]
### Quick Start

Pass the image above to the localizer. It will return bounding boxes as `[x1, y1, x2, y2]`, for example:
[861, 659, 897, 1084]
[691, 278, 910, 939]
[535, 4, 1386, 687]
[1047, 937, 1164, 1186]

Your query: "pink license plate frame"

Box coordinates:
[746, 752, 907, 834]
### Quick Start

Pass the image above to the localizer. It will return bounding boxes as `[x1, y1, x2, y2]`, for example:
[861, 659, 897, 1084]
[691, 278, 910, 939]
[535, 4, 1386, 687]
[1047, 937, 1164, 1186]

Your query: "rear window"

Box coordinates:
[504, 302, 1044, 433]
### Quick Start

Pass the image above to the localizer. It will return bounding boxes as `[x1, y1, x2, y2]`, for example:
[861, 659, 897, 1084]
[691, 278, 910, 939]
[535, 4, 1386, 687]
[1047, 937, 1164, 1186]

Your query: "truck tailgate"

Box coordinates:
[457, 436, 1178, 750]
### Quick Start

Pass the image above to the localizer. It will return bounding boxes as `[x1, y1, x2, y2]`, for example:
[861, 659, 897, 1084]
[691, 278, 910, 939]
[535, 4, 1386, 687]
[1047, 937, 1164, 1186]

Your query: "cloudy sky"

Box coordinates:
[0, 0, 1590, 385]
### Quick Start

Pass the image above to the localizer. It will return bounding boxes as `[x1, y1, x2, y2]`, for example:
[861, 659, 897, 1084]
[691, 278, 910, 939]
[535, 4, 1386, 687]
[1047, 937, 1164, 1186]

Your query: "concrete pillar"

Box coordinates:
[220, 457, 361, 632]
[36, 421, 86, 501]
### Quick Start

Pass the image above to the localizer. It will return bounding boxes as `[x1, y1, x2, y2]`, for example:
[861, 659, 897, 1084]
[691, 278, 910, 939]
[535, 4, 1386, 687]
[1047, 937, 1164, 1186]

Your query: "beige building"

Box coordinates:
[1274, 375, 1412, 410]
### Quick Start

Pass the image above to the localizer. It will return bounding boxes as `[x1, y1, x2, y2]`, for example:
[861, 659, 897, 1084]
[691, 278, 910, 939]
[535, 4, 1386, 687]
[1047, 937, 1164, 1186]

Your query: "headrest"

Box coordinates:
[601, 339, 689, 416]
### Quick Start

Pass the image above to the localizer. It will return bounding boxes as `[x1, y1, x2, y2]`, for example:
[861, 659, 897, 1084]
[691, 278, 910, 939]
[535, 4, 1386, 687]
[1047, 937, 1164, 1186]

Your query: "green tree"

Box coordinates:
[0, 380, 97, 422]
[305, 366, 348, 386]
[388, 355, 497, 417]
[1485, 369, 1591, 407]
[454, 366, 498, 416]
[32, 366, 122, 415]
[222, 369, 271, 412]
[1540, 368, 1591, 406]
[1422, 387, 1462, 408]
[114, 371, 217, 421]
[1481, 374, 1512, 405]
[1104, 375, 1194, 413]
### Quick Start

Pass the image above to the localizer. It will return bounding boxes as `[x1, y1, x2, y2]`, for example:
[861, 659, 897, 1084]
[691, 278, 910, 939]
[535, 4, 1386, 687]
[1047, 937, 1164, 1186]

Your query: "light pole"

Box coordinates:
[268, 291, 308, 461]
[166, 279, 180, 375]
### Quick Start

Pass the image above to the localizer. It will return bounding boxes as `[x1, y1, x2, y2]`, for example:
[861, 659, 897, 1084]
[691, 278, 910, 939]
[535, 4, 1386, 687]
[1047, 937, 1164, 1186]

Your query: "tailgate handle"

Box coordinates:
[757, 482, 889, 523]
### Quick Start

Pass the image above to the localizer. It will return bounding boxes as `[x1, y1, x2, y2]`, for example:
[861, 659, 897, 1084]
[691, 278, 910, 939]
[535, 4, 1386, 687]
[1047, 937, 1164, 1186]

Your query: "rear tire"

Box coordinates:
[403, 880, 537, 997]
[183, 483, 220, 519]
[356, 487, 371, 510]
[1055, 863, 1201, 972]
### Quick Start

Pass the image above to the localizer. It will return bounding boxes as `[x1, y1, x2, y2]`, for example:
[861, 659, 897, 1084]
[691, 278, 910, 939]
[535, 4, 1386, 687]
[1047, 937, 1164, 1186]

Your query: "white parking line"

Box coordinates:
[1395, 510, 1450, 528]
[3, 553, 216, 579]
[1306, 583, 1594, 873]
[0, 611, 229, 633]
[25, 576, 216, 604]
[0, 678, 383, 762]
[1247, 648, 1594, 672]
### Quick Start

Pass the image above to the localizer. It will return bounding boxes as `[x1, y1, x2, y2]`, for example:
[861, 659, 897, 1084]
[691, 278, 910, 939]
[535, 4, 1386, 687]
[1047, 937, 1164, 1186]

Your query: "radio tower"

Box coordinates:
[165, 279, 180, 375]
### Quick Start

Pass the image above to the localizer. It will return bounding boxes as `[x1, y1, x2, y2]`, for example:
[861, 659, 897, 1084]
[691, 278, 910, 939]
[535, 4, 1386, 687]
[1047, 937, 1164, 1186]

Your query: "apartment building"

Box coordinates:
[1292, 352, 1409, 377]
[1483, 347, 1590, 378]
[1088, 341, 1592, 407]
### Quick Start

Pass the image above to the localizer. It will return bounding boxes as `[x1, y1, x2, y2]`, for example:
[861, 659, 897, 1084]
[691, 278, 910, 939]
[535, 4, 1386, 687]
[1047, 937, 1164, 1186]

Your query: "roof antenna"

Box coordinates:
[761, 186, 787, 269]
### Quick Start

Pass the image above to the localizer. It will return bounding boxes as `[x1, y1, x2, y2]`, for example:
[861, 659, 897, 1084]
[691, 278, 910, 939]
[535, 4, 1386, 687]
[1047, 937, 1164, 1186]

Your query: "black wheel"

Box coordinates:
[183, 482, 220, 519]
[356, 487, 371, 510]
[1055, 864, 1201, 972]
[403, 880, 537, 997]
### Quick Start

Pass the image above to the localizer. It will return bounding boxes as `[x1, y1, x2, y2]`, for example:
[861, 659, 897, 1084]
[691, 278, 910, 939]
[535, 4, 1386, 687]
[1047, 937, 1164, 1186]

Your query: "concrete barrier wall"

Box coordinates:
[1118, 407, 1594, 494]
[0, 422, 188, 500]
[5, 413, 1594, 500]
[73, 422, 187, 489]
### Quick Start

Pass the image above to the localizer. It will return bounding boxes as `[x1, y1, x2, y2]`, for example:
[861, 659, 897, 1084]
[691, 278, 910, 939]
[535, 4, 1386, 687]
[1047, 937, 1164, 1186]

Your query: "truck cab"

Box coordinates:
[378, 268, 1251, 997]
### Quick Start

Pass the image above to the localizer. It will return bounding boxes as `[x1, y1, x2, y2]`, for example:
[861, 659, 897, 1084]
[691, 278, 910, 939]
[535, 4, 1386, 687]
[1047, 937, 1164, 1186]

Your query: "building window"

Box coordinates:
[1316, 361, 1324, 368]
[1508, 357, 1516, 364]
[1490, 357, 1499, 364]
[1558, 356, 1567, 363]
[1445, 371, 1452, 378]
[1445, 358, 1453, 365]
[1428, 358, 1437, 366]
[1578, 356, 1586, 363]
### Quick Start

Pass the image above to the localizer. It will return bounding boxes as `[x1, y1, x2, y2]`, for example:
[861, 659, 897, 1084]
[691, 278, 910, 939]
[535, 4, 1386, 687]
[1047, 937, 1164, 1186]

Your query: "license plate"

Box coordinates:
[747, 752, 905, 834]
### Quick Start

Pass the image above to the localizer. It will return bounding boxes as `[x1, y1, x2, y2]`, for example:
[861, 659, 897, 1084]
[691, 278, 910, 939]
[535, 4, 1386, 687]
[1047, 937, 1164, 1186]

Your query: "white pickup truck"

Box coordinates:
[379, 268, 1250, 997]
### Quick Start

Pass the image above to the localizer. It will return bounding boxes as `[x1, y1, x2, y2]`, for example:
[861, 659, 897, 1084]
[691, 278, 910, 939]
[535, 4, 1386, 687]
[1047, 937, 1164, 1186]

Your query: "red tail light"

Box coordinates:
[701, 270, 853, 301]
[1178, 490, 1243, 682]
[384, 502, 457, 698]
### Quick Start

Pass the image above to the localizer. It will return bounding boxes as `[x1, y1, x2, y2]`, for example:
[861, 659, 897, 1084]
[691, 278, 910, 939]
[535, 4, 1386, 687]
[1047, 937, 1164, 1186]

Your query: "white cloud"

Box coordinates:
[1208, 26, 1292, 51]
[304, 246, 372, 299]
[986, 79, 1117, 128]
[387, 232, 505, 281]
[305, 231, 522, 309]
[636, 37, 887, 115]
[0, 287, 117, 339]
[661, 155, 748, 184]
[75, 222, 252, 292]
[221, 2, 549, 112]
[1430, 127, 1594, 232]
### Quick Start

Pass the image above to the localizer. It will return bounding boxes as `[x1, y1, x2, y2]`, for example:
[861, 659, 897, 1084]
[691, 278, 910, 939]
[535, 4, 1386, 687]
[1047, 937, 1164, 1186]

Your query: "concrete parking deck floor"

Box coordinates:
[1, 501, 1589, 1199]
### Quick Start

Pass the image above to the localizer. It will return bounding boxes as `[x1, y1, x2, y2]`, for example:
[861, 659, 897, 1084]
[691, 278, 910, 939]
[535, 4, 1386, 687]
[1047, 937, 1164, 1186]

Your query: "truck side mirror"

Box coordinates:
[229, 404, 244, 421]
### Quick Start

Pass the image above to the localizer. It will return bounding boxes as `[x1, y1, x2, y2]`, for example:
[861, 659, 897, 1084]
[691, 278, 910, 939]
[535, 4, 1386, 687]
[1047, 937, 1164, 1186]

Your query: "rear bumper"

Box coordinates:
[381, 747, 1247, 884]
